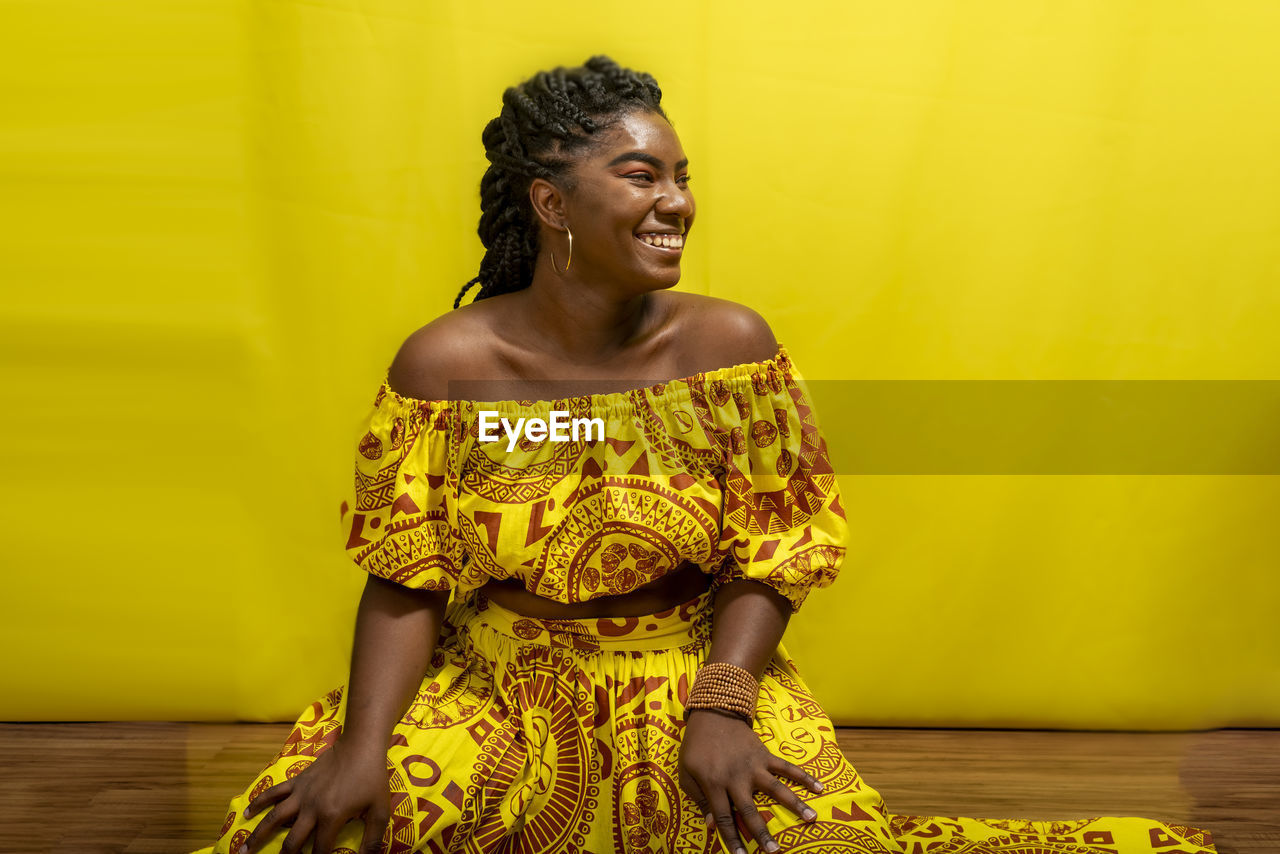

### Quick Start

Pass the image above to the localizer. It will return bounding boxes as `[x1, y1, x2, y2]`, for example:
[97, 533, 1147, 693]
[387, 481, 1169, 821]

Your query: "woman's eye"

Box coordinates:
[625, 173, 693, 186]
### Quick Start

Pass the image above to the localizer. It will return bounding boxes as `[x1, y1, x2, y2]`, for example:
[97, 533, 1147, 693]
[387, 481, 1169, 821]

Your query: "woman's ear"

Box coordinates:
[529, 178, 569, 231]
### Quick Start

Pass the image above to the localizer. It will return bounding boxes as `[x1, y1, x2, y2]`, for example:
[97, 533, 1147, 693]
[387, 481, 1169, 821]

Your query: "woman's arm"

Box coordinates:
[241, 575, 449, 854]
[677, 580, 825, 854]
[341, 575, 450, 754]
[704, 577, 791, 679]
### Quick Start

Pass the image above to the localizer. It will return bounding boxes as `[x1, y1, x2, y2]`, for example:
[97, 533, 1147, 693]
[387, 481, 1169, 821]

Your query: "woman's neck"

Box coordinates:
[510, 264, 663, 366]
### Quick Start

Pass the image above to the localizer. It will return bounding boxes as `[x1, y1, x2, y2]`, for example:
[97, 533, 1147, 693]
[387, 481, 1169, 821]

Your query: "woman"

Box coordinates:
[197, 56, 1216, 854]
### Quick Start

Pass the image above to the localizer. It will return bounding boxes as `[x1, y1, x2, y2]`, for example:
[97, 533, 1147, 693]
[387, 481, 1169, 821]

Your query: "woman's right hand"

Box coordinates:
[239, 737, 391, 854]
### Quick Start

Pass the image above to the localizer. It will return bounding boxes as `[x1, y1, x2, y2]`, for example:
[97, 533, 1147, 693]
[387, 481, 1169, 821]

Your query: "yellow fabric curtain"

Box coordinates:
[3, 0, 1277, 725]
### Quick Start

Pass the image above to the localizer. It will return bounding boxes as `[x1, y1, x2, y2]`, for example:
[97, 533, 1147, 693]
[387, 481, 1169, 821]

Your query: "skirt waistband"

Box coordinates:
[452, 589, 714, 654]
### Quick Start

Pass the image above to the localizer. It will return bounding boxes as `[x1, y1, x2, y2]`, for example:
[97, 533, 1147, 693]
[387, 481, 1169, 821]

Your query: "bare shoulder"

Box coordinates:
[666, 292, 780, 371]
[386, 302, 498, 401]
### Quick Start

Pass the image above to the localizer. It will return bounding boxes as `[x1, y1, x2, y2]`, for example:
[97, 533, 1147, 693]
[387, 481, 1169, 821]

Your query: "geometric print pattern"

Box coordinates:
[338, 347, 847, 612]
[194, 592, 1216, 853]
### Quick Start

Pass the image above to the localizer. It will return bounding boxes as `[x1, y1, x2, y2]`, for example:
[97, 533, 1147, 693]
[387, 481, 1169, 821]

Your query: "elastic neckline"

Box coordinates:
[377, 345, 793, 414]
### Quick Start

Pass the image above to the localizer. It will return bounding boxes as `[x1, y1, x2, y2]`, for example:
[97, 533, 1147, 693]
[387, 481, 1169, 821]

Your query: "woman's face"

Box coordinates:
[554, 109, 696, 294]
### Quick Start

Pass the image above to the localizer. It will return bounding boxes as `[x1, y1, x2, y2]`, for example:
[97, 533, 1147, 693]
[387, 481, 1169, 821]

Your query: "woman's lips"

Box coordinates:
[635, 233, 684, 254]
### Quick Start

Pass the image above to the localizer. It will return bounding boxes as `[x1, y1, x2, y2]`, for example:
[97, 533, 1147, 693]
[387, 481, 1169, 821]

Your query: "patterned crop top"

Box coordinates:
[337, 346, 846, 611]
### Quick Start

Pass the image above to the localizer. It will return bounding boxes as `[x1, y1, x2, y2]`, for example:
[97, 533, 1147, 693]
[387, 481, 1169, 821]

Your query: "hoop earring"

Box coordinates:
[552, 226, 573, 275]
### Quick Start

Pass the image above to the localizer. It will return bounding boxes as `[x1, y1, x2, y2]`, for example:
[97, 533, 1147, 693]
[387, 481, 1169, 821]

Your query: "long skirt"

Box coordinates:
[194, 591, 1217, 854]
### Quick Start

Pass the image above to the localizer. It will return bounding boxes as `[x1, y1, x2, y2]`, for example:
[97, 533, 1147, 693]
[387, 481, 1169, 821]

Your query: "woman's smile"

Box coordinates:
[635, 231, 685, 254]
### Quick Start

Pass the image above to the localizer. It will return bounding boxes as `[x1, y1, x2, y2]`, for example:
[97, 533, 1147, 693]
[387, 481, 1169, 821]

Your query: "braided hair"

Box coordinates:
[452, 56, 668, 309]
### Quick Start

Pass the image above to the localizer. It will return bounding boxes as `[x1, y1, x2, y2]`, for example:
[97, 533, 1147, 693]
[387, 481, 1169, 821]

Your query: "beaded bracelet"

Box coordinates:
[684, 662, 759, 725]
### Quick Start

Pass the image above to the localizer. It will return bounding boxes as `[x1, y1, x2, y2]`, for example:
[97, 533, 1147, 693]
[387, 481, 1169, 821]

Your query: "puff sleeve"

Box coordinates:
[700, 353, 847, 611]
[337, 381, 467, 592]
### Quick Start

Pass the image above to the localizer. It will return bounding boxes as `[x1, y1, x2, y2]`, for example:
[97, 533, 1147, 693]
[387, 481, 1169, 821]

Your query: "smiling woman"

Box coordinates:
[192, 56, 1217, 854]
[448, 63, 694, 311]
[470, 112, 695, 309]
[535, 111, 693, 290]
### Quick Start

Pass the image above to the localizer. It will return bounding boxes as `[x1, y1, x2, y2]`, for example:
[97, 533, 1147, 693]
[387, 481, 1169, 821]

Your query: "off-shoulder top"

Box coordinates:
[336, 346, 846, 611]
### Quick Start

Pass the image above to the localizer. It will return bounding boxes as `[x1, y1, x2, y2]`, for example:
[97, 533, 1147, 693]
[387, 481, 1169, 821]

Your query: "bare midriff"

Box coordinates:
[477, 559, 713, 618]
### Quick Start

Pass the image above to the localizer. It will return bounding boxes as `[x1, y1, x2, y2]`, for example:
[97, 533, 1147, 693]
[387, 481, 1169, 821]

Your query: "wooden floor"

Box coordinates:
[1, 724, 1276, 853]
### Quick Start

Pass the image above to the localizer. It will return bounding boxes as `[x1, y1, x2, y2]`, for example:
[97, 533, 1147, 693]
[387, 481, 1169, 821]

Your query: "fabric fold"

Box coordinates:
[195, 591, 1216, 854]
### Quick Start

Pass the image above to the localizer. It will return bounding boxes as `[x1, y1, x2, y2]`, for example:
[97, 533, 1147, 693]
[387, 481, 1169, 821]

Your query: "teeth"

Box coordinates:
[638, 233, 684, 248]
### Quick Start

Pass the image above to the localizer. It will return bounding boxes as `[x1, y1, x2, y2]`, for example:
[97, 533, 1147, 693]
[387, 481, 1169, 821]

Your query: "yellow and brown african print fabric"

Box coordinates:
[195, 348, 1217, 853]
[197, 592, 1216, 853]
[337, 347, 845, 611]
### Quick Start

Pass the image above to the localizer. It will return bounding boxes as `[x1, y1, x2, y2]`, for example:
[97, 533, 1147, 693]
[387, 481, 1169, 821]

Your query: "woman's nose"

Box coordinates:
[656, 183, 694, 217]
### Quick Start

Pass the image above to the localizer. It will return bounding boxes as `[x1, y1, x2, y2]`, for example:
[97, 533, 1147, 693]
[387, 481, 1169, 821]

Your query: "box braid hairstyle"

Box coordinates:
[453, 55, 668, 309]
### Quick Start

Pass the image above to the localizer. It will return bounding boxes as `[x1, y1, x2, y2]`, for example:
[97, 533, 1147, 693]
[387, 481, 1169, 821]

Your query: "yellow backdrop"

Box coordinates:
[3, 0, 1278, 727]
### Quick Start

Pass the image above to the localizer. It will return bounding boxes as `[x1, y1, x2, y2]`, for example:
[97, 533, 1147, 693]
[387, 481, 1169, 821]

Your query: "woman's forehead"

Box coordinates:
[590, 112, 686, 165]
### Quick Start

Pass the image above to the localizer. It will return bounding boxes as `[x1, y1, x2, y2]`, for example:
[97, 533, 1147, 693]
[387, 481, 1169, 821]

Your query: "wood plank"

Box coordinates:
[0, 724, 1274, 853]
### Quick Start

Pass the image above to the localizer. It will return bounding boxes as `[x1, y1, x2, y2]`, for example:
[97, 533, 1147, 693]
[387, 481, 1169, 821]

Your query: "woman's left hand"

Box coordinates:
[676, 708, 823, 854]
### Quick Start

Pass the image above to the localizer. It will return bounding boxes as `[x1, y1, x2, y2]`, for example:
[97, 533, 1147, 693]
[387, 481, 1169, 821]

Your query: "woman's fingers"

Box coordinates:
[677, 767, 713, 826]
[707, 788, 747, 854]
[240, 799, 298, 854]
[358, 808, 389, 854]
[765, 777, 817, 823]
[310, 818, 341, 854]
[278, 812, 316, 854]
[732, 788, 779, 853]
[243, 780, 292, 820]
[768, 754, 824, 795]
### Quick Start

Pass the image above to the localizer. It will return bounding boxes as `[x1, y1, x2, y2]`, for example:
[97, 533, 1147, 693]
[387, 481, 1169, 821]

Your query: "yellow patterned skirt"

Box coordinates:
[194, 592, 1216, 854]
